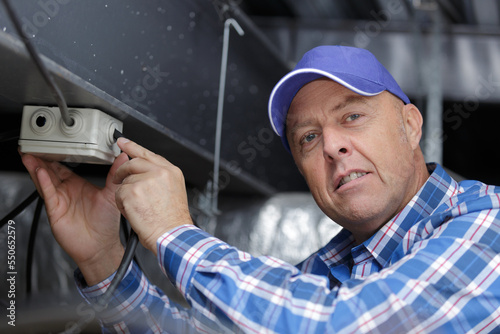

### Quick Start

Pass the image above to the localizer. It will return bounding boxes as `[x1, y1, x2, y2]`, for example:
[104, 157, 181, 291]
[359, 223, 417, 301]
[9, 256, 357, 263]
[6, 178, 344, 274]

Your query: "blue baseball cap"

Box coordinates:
[268, 45, 410, 152]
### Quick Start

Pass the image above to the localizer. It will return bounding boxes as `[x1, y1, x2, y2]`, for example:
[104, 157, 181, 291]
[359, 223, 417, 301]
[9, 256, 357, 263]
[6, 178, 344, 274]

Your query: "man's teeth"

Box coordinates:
[339, 172, 367, 187]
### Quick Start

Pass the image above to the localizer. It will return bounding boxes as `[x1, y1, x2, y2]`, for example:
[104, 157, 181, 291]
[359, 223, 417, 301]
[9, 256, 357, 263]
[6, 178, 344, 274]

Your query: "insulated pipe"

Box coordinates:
[424, 9, 443, 164]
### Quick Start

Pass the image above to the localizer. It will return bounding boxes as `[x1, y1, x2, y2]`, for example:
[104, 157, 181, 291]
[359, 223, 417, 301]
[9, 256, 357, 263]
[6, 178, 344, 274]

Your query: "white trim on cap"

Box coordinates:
[268, 68, 384, 136]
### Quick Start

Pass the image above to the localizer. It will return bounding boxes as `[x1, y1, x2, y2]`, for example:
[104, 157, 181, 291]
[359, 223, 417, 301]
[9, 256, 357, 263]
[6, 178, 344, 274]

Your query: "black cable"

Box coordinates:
[97, 129, 139, 307]
[26, 197, 44, 294]
[1, 0, 73, 127]
[113, 129, 124, 141]
[61, 229, 139, 334]
[97, 230, 139, 307]
[61, 129, 138, 333]
[2, 2, 139, 328]
[120, 215, 129, 240]
[0, 190, 39, 228]
[121, 215, 143, 272]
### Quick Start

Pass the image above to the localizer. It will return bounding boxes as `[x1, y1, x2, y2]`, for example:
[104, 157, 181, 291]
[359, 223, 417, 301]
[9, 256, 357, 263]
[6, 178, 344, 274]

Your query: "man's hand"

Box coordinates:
[21, 152, 130, 286]
[114, 138, 194, 255]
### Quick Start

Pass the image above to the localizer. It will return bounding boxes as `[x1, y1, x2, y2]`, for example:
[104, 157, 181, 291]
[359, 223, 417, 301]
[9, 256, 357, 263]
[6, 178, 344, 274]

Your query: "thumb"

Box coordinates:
[106, 153, 129, 188]
[36, 167, 59, 213]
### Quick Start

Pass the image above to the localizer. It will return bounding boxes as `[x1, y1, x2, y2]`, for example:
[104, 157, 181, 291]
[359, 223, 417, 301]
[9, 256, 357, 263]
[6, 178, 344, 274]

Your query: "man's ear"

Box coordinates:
[403, 103, 423, 150]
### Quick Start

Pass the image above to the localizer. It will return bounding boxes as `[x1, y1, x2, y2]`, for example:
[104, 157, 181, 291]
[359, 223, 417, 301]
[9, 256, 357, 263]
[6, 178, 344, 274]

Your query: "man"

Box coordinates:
[21, 45, 500, 333]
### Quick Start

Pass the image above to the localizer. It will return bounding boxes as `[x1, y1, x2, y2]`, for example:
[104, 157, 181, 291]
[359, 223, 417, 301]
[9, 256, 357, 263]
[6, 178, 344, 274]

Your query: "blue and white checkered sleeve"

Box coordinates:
[158, 225, 335, 333]
[76, 195, 500, 333]
[76, 260, 200, 333]
[158, 203, 500, 334]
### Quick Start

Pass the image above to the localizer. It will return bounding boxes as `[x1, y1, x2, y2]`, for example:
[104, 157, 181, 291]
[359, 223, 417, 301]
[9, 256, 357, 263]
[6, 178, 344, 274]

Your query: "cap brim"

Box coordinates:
[268, 68, 386, 140]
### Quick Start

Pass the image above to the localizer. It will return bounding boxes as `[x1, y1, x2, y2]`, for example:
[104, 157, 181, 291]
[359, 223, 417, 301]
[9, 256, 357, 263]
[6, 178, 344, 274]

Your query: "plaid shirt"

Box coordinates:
[77, 164, 500, 333]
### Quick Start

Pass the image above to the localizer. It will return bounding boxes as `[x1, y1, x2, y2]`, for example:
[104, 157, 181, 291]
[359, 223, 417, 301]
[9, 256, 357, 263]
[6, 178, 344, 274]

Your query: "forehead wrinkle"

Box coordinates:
[331, 94, 371, 113]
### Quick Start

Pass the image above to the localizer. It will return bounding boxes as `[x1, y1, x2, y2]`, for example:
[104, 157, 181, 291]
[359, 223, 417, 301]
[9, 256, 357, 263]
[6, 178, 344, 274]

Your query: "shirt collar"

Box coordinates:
[319, 163, 459, 270]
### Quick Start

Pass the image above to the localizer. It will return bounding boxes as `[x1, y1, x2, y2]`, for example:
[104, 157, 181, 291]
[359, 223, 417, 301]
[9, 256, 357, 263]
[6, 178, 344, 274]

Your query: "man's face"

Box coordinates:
[286, 78, 426, 243]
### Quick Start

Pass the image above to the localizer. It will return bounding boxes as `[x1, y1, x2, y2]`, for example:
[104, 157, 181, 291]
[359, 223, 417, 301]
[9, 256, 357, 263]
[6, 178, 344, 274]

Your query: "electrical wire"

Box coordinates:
[62, 229, 139, 334]
[96, 130, 139, 304]
[1, 2, 138, 329]
[62, 231, 138, 334]
[121, 214, 143, 272]
[62, 129, 138, 334]
[120, 214, 130, 240]
[26, 196, 44, 294]
[0, 1, 139, 319]
[1, 0, 74, 127]
[96, 229, 139, 308]
[0, 190, 42, 295]
[0, 190, 39, 228]
[0, 2, 138, 323]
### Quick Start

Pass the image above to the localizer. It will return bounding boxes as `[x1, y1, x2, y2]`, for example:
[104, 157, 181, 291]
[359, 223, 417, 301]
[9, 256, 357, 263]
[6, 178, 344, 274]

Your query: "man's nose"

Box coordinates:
[322, 128, 351, 162]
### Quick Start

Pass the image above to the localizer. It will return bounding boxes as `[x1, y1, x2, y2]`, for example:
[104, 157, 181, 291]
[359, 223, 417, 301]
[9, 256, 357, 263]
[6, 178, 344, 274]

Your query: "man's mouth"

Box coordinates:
[338, 172, 367, 189]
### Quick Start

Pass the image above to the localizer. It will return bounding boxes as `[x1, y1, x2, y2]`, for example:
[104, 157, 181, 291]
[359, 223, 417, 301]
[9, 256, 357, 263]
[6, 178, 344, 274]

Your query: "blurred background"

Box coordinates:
[0, 0, 498, 332]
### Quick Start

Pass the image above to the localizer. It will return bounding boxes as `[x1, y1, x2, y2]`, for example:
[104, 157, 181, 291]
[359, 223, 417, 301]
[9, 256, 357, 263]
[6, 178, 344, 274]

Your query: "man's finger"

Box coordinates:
[106, 153, 129, 188]
[113, 157, 157, 185]
[47, 160, 74, 184]
[36, 167, 59, 213]
[21, 154, 81, 193]
[117, 138, 171, 167]
[21, 154, 42, 194]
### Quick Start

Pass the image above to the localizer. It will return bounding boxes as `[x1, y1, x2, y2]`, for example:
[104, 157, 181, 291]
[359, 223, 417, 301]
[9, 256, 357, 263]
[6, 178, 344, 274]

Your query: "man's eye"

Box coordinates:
[346, 114, 361, 122]
[302, 133, 316, 143]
